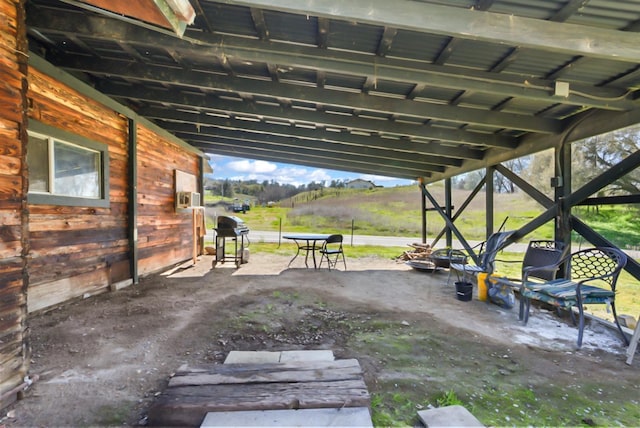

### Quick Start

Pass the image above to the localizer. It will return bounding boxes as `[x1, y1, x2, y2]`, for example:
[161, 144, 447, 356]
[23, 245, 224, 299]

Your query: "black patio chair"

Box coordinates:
[520, 246, 628, 348]
[318, 234, 346, 271]
[490, 239, 568, 318]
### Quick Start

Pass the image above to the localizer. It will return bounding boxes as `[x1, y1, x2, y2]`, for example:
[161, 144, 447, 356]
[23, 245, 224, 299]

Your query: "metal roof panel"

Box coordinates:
[25, 0, 640, 182]
[263, 10, 320, 45]
[200, 3, 257, 37]
[386, 30, 449, 62]
[444, 40, 516, 71]
[326, 20, 384, 54]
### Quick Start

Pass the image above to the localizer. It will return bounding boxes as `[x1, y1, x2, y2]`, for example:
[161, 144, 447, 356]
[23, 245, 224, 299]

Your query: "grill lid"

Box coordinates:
[216, 215, 249, 235]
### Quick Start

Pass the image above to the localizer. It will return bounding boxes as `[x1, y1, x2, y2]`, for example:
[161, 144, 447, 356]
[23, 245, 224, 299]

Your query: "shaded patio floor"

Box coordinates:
[4, 253, 639, 427]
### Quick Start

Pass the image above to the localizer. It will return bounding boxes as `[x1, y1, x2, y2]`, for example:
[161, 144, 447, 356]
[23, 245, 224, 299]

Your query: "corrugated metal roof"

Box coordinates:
[24, 0, 640, 182]
[263, 11, 320, 46]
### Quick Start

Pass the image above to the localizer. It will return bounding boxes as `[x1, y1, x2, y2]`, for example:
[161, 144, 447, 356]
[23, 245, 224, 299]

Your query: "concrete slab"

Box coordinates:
[224, 351, 281, 364]
[200, 407, 373, 427]
[280, 350, 335, 362]
[418, 405, 484, 427]
[224, 350, 336, 364]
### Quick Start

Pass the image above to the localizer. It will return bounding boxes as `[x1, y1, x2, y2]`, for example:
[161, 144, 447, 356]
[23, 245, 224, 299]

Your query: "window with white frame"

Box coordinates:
[27, 121, 109, 207]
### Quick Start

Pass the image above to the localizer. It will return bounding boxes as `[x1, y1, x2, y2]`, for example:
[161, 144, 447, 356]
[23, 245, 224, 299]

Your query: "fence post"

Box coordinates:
[351, 218, 354, 246]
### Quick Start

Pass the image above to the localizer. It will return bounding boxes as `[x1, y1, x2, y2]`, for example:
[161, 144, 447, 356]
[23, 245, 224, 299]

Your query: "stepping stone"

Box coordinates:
[224, 350, 335, 364]
[418, 405, 484, 427]
[200, 407, 373, 427]
[224, 351, 281, 364]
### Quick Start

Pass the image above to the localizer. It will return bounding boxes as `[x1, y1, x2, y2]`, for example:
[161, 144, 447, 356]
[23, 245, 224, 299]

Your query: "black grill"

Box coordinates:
[213, 216, 249, 267]
[215, 215, 249, 237]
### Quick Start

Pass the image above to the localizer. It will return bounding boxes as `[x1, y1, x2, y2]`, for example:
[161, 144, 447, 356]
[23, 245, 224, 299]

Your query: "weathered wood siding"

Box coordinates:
[136, 125, 197, 275]
[0, 0, 29, 408]
[26, 65, 201, 311]
[26, 67, 129, 312]
[0, 4, 202, 406]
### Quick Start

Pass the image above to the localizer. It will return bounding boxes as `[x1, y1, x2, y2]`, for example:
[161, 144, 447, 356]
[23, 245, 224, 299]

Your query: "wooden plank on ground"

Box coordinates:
[147, 359, 370, 427]
[148, 380, 370, 426]
[170, 359, 362, 387]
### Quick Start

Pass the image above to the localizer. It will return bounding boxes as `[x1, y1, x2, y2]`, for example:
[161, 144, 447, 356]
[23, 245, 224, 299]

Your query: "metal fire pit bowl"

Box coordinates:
[429, 249, 467, 269]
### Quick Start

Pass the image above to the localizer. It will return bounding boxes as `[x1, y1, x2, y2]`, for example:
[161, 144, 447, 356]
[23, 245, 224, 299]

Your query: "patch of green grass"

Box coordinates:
[469, 382, 639, 427]
[248, 241, 406, 260]
[436, 390, 463, 407]
[94, 403, 133, 426]
[370, 394, 396, 427]
[370, 386, 430, 427]
[371, 373, 640, 427]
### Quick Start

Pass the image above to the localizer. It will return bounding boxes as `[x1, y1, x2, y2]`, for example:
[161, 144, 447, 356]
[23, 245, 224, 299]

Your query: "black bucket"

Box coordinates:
[455, 281, 473, 302]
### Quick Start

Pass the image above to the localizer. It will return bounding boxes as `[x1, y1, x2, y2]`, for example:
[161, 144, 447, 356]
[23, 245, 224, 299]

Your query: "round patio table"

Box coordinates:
[283, 234, 332, 269]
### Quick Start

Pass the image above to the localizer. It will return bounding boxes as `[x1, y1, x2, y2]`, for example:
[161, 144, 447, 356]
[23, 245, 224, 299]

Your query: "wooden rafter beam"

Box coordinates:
[161, 121, 462, 168]
[59, 55, 563, 133]
[144, 107, 484, 160]
[104, 84, 518, 149]
[188, 137, 434, 179]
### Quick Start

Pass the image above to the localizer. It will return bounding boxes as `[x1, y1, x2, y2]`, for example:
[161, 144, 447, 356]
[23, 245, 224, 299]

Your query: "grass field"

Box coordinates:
[205, 184, 640, 323]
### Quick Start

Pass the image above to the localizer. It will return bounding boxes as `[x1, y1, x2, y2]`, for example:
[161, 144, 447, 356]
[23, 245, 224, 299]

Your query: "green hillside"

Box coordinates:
[207, 184, 640, 250]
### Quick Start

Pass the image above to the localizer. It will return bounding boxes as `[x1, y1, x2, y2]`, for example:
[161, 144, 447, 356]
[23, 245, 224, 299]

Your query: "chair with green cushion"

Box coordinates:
[520, 246, 628, 348]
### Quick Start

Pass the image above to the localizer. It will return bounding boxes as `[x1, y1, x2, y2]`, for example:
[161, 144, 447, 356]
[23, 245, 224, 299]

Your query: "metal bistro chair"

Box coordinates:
[448, 230, 515, 285]
[520, 247, 628, 348]
[318, 234, 347, 271]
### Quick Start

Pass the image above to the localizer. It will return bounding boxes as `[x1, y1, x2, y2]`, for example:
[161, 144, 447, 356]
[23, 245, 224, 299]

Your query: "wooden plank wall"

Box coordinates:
[25, 67, 201, 311]
[0, 0, 29, 409]
[26, 67, 130, 312]
[136, 125, 196, 275]
[0, 4, 202, 405]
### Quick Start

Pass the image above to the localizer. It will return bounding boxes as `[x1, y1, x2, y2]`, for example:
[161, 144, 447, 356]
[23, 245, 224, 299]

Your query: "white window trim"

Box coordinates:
[27, 121, 110, 208]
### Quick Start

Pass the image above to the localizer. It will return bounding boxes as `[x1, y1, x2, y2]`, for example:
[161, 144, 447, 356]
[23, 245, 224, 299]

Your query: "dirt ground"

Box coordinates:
[3, 253, 640, 427]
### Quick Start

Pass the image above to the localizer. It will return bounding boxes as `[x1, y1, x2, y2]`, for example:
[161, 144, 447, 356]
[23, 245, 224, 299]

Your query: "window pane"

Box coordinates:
[27, 134, 49, 192]
[53, 141, 101, 198]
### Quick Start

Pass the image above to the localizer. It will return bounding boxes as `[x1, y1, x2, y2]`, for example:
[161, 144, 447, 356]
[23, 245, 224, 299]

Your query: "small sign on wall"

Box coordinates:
[175, 169, 197, 193]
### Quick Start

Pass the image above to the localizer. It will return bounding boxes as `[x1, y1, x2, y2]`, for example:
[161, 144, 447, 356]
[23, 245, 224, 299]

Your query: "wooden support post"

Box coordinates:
[555, 142, 572, 250]
[626, 315, 640, 365]
[127, 118, 139, 284]
[445, 178, 452, 248]
[421, 183, 427, 244]
[486, 166, 494, 238]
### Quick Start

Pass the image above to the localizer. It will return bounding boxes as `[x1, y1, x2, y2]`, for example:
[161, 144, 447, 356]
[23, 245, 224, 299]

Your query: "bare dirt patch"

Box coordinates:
[4, 253, 639, 427]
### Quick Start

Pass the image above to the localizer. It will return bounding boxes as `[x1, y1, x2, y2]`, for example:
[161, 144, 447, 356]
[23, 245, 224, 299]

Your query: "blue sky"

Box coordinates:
[207, 154, 415, 188]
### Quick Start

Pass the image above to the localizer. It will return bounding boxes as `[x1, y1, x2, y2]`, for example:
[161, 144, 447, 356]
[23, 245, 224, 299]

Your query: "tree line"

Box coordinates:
[204, 178, 349, 203]
[453, 126, 640, 197]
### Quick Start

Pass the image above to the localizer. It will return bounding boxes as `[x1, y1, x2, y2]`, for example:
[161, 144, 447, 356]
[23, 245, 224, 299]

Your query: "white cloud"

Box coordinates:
[360, 174, 402, 183]
[227, 159, 277, 174]
[208, 155, 414, 187]
[308, 169, 332, 183]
